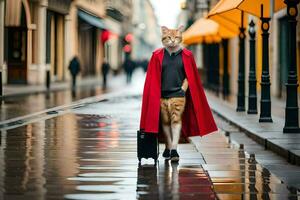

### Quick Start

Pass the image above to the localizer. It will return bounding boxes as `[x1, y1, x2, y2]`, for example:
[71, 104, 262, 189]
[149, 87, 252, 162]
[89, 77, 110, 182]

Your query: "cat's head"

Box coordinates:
[161, 25, 184, 49]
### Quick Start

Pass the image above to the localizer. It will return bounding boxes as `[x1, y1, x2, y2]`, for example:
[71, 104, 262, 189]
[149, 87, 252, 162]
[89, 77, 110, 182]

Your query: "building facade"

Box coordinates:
[182, 0, 300, 100]
[131, 0, 160, 61]
[0, 0, 109, 87]
[104, 0, 133, 72]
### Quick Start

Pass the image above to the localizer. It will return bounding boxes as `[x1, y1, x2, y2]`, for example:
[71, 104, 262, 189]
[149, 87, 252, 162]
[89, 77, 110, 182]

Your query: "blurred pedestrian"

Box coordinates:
[123, 58, 135, 84]
[142, 59, 148, 72]
[102, 58, 110, 90]
[68, 56, 81, 90]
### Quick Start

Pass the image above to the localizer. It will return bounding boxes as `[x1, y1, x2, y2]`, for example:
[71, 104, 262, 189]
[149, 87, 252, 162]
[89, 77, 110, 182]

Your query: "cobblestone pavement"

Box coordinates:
[0, 93, 299, 199]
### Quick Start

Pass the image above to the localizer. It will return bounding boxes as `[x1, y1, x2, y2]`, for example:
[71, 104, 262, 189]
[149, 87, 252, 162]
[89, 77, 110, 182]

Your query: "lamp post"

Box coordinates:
[237, 11, 246, 112]
[259, 5, 272, 122]
[222, 39, 229, 99]
[214, 43, 220, 95]
[0, 0, 4, 98]
[247, 20, 257, 114]
[283, 0, 300, 133]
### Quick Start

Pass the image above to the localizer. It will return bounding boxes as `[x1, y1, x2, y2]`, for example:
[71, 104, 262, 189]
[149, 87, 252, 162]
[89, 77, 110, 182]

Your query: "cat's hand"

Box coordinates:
[181, 78, 188, 92]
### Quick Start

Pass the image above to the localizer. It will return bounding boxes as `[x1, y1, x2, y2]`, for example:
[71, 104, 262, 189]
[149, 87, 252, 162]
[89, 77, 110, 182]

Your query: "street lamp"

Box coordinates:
[222, 39, 229, 99]
[259, 5, 272, 122]
[247, 20, 257, 114]
[283, 0, 300, 133]
[237, 11, 246, 112]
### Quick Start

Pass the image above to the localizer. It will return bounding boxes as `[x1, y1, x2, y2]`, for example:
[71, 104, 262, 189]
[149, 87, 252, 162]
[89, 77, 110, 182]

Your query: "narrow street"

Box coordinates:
[0, 77, 299, 199]
[0, 74, 126, 122]
[1, 0, 300, 199]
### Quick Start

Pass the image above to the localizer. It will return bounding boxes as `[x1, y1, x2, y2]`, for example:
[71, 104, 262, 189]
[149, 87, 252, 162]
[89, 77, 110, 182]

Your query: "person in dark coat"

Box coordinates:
[142, 59, 149, 72]
[68, 56, 81, 90]
[101, 59, 110, 90]
[123, 58, 135, 84]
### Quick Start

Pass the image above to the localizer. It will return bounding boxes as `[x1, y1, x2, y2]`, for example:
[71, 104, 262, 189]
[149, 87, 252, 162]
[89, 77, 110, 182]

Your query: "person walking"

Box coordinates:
[140, 26, 218, 162]
[123, 58, 135, 84]
[101, 59, 110, 90]
[68, 56, 81, 90]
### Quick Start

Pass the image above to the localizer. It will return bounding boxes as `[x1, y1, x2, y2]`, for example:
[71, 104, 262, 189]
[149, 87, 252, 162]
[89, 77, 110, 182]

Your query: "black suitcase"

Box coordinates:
[137, 130, 159, 165]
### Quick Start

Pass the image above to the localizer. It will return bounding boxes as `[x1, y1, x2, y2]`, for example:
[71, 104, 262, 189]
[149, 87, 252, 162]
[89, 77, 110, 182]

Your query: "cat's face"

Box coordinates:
[161, 26, 184, 49]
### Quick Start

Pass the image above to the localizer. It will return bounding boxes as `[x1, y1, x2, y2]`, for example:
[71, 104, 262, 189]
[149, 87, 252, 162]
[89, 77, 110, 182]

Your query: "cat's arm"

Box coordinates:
[181, 78, 188, 92]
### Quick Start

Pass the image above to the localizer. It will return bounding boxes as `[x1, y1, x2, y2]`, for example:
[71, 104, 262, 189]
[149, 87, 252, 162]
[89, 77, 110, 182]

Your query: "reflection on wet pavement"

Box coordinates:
[0, 85, 104, 121]
[0, 95, 299, 199]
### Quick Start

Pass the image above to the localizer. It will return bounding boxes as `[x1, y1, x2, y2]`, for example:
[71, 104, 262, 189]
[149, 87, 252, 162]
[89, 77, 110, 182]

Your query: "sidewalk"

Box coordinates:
[206, 91, 300, 166]
[2, 75, 106, 97]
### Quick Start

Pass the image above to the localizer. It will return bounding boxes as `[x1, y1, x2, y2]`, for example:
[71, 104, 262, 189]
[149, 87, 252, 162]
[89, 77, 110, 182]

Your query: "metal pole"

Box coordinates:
[248, 20, 258, 114]
[283, 0, 300, 133]
[222, 39, 229, 99]
[0, 0, 4, 98]
[259, 5, 272, 122]
[214, 43, 220, 95]
[237, 11, 246, 112]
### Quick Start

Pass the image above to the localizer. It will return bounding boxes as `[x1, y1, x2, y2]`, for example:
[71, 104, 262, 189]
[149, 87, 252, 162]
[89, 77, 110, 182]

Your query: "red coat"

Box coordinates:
[140, 48, 218, 137]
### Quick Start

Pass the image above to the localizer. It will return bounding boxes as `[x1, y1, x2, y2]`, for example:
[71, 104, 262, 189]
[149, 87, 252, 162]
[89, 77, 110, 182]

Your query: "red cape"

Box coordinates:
[140, 48, 218, 137]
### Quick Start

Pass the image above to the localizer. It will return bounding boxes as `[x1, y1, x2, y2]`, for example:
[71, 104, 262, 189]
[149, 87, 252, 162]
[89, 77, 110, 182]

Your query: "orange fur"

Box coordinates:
[161, 26, 183, 50]
[160, 97, 186, 125]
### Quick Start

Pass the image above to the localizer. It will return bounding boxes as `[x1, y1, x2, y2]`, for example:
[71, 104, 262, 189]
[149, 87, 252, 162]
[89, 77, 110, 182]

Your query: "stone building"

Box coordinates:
[0, 0, 121, 87]
[131, 0, 160, 61]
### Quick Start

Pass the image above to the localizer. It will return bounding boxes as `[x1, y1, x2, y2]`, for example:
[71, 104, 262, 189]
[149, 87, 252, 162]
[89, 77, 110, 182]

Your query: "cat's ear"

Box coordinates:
[177, 25, 184, 32]
[161, 26, 169, 34]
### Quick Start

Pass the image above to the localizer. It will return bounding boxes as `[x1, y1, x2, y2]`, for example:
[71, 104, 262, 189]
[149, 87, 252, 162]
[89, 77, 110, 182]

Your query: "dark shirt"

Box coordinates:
[161, 48, 186, 98]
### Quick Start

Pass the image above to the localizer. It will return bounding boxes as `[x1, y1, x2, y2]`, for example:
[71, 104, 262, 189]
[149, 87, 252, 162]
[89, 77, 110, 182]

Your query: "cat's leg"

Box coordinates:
[160, 99, 172, 151]
[169, 97, 186, 161]
[171, 123, 181, 150]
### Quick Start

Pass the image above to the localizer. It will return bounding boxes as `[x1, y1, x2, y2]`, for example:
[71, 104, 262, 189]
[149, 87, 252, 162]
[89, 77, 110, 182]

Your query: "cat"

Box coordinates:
[160, 26, 188, 161]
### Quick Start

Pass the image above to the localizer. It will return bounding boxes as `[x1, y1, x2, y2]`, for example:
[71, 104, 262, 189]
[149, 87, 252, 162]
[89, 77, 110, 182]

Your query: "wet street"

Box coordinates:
[0, 74, 126, 122]
[0, 88, 299, 200]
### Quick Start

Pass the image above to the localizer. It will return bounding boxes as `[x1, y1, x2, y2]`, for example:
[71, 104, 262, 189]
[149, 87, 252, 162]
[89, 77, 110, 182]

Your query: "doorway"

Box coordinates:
[5, 5, 27, 84]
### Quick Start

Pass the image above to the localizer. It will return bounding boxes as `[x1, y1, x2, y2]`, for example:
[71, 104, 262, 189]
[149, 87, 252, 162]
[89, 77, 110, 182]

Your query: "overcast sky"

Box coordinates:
[149, 0, 182, 28]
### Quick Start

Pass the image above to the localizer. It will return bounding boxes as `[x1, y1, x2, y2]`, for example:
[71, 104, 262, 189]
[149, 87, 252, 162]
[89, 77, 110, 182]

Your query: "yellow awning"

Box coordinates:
[207, 0, 287, 40]
[209, 0, 286, 19]
[208, 0, 248, 31]
[182, 17, 237, 45]
[182, 18, 221, 45]
[238, 0, 286, 18]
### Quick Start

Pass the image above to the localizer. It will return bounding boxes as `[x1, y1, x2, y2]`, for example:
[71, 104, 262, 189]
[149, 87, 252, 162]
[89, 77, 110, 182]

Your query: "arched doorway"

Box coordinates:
[5, 2, 28, 84]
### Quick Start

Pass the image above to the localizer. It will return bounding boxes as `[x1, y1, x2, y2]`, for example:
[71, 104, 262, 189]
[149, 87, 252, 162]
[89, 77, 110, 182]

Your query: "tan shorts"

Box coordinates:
[160, 97, 186, 125]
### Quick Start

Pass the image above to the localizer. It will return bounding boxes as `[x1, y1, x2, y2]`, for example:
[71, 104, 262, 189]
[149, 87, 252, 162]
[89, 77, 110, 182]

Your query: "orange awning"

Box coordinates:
[238, 0, 286, 18]
[208, 0, 248, 33]
[209, 0, 286, 20]
[182, 18, 221, 45]
[182, 17, 237, 45]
